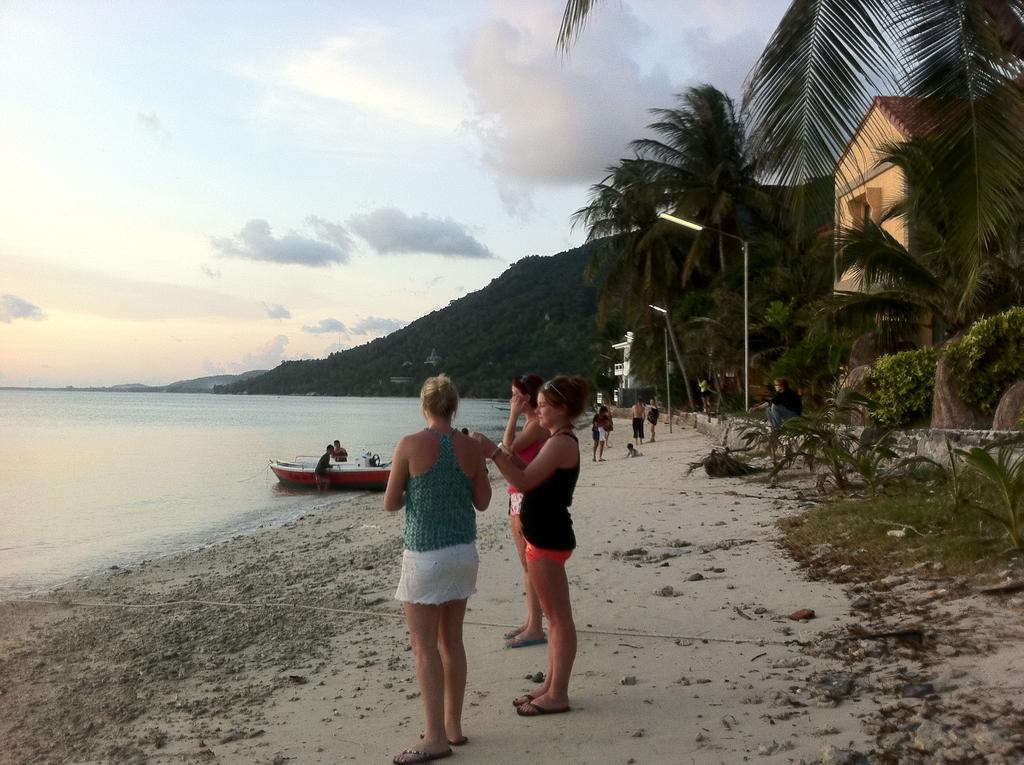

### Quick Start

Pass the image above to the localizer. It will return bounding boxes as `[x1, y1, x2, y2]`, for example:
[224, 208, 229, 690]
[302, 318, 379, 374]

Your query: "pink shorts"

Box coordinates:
[525, 543, 572, 565]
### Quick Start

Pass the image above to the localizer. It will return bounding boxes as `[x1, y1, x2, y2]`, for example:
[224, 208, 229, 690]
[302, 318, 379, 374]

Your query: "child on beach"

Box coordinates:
[473, 375, 588, 717]
[626, 443, 643, 458]
[384, 375, 492, 764]
[501, 374, 549, 649]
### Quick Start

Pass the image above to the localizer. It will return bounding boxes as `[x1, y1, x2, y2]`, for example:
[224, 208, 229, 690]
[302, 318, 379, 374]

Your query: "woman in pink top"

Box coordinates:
[502, 374, 549, 648]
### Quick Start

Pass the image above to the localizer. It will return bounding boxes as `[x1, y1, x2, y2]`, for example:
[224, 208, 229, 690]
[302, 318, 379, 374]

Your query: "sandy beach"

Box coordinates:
[3, 419, 1023, 764]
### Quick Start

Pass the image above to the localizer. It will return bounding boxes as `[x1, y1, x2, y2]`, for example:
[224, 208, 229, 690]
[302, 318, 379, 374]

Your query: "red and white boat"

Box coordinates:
[269, 454, 390, 491]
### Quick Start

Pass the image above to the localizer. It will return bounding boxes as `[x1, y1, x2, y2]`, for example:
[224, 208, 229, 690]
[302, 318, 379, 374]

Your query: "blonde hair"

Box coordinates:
[420, 374, 459, 418]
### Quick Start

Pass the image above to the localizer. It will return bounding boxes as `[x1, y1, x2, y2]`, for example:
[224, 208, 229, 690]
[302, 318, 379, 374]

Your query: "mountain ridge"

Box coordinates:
[218, 242, 602, 398]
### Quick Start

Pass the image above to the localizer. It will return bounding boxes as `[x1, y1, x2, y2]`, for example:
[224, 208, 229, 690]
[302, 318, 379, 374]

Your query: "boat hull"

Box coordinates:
[269, 460, 390, 491]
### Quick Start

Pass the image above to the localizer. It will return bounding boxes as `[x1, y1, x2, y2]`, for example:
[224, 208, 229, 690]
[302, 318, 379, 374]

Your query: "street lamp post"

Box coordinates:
[663, 327, 672, 434]
[659, 213, 750, 411]
[647, 303, 696, 428]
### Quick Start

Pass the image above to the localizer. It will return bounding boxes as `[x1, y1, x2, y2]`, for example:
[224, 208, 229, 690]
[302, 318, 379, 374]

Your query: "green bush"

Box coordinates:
[945, 307, 1024, 413]
[769, 334, 849, 401]
[868, 348, 938, 428]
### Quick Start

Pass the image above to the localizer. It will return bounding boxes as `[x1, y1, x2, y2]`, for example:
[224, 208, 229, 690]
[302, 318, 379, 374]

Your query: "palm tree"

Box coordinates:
[832, 133, 1024, 340]
[573, 86, 762, 410]
[634, 85, 760, 278]
[560, 1, 1024, 293]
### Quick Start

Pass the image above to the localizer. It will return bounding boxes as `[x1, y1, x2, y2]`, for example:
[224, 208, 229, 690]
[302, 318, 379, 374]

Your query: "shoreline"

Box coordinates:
[0, 484, 361, 602]
[3, 421, 1022, 763]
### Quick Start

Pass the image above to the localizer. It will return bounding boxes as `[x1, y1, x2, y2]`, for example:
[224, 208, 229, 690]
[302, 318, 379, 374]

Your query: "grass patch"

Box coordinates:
[779, 483, 1018, 581]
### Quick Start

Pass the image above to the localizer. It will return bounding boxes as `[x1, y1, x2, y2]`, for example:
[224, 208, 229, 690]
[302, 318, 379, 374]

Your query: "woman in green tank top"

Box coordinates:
[384, 375, 492, 764]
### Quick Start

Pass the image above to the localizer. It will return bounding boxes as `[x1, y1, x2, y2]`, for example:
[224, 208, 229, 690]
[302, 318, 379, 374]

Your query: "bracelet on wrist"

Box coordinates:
[490, 446, 502, 460]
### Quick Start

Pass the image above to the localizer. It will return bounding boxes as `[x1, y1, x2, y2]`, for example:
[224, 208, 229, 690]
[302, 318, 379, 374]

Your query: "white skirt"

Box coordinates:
[394, 542, 479, 605]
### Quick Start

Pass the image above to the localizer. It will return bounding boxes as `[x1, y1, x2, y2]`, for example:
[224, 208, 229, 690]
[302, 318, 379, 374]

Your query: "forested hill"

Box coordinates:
[217, 242, 603, 398]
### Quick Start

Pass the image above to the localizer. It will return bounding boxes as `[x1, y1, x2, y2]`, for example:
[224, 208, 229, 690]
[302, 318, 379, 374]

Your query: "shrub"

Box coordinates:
[946, 307, 1024, 413]
[769, 333, 849, 401]
[867, 348, 938, 428]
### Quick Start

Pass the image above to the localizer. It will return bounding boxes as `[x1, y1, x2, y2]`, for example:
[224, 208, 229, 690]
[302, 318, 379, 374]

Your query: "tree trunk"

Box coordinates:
[663, 311, 697, 411]
[931, 343, 989, 428]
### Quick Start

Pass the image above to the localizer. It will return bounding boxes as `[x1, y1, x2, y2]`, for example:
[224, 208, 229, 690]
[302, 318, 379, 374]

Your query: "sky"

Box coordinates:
[0, 0, 790, 387]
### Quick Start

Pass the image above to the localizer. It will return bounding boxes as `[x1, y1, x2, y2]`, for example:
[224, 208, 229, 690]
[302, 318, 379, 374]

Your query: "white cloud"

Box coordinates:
[352, 316, 405, 335]
[305, 215, 353, 250]
[278, 32, 462, 131]
[0, 293, 45, 323]
[457, 2, 674, 212]
[232, 335, 292, 374]
[211, 218, 351, 267]
[348, 208, 494, 259]
[303, 317, 347, 334]
[137, 110, 167, 134]
[263, 303, 291, 319]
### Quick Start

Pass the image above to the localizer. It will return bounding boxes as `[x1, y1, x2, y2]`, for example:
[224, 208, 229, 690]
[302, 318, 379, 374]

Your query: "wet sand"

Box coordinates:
[2, 421, 1022, 764]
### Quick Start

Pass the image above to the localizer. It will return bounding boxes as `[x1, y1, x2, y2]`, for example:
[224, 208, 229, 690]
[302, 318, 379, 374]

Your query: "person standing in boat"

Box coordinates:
[473, 374, 589, 717]
[384, 374, 492, 764]
[332, 439, 348, 462]
[501, 373, 549, 649]
[314, 444, 334, 491]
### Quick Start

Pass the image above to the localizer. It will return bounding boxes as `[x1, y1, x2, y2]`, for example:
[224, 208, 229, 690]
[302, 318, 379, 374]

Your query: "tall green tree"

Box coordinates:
[573, 86, 760, 409]
[634, 85, 760, 279]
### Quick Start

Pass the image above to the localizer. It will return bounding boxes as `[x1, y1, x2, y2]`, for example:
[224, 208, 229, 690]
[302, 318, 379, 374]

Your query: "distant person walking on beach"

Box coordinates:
[332, 439, 348, 462]
[473, 375, 588, 717]
[591, 405, 612, 461]
[501, 374, 549, 649]
[631, 399, 646, 444]
[647, 399, 660, 442]
[384, 375, 492, 764]
[314, 444, 334, 491]
[698, 379, 714, 418]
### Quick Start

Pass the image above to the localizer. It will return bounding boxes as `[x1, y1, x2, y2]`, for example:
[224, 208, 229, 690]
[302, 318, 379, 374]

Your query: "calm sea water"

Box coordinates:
[0, 390, 508, 598]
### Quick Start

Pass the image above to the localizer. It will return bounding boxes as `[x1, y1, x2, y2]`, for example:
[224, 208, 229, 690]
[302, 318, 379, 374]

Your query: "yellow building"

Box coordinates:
[834, 96, 935, 345]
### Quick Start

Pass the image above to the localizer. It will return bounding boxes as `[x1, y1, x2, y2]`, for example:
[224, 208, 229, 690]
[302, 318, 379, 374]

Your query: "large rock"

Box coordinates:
[992, 380, 1024, 430]
[843, 365, 873, 425]
[931, 350, 988, 428]
[848, 334, 882, 368]
[844, 364, 872, 391]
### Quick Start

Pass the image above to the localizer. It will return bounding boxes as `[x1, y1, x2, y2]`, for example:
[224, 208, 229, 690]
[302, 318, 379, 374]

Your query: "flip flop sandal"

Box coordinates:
[505, 636, 547, 649]
[392, 748, 453, 764]
[512, 693, 535, 707]
[516, 701, 571, 717]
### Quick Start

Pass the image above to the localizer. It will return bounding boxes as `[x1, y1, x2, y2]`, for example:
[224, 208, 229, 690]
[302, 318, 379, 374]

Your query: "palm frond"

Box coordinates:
[557, 0, 601, 52]
[902, 0, 1024, 317]
[744, 0, 900, 223]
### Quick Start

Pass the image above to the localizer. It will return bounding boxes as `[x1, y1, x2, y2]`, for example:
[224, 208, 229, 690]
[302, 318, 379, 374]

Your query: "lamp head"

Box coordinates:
[659, 213, 704, 231]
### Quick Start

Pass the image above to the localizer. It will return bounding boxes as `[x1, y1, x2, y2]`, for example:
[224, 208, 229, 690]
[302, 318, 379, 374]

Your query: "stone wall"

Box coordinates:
[678, 413, 1018, 465]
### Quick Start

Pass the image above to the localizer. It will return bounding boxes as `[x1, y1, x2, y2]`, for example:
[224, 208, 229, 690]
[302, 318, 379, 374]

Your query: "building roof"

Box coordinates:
[835, 95, 933, 174]
[874, 96, 933, 138]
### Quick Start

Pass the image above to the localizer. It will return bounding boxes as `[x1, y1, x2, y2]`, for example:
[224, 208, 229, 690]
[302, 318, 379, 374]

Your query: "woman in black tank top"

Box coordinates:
[473, 374, 588, 717]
